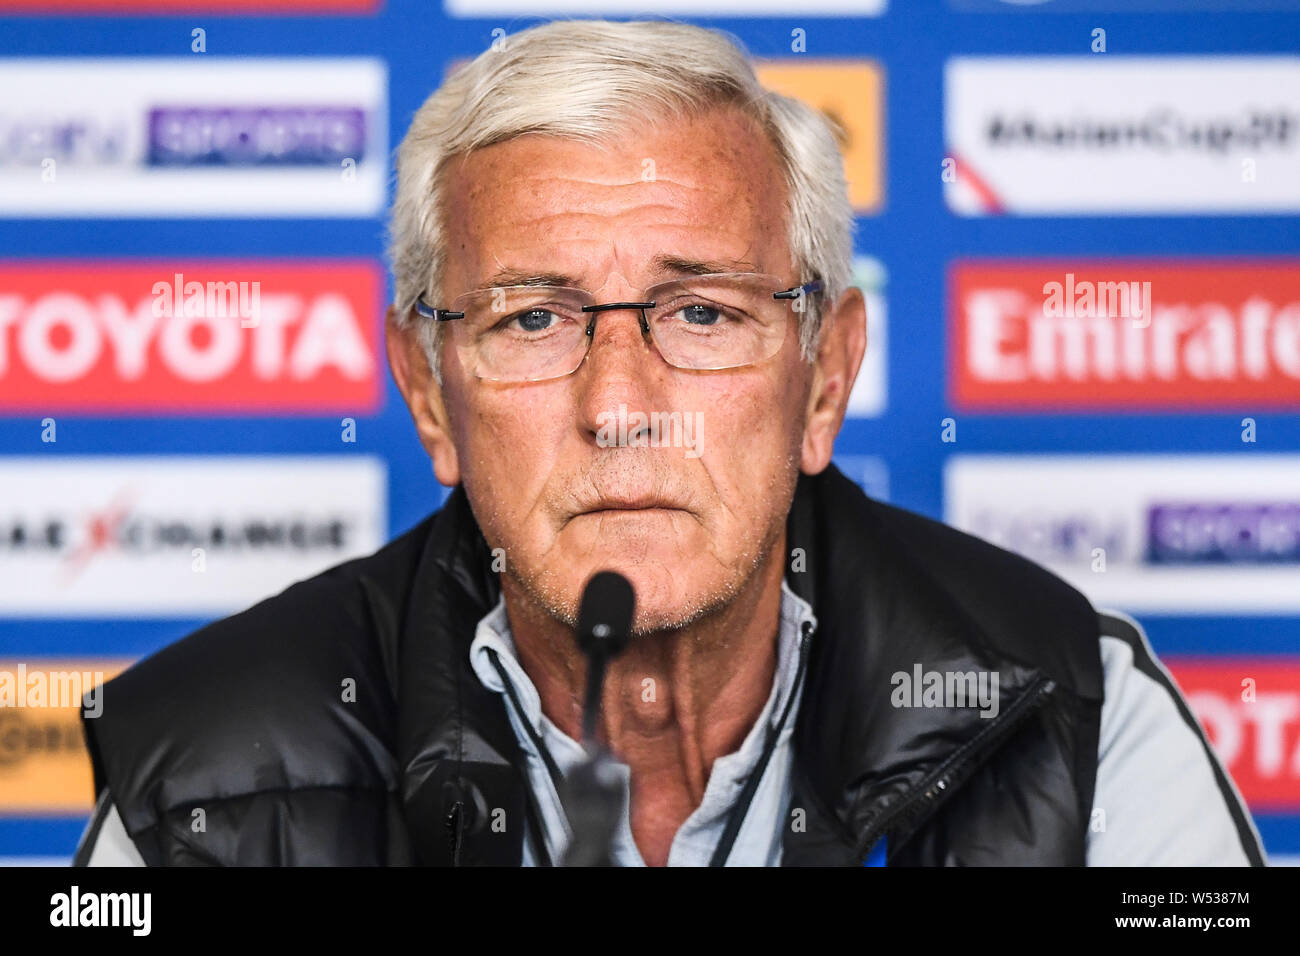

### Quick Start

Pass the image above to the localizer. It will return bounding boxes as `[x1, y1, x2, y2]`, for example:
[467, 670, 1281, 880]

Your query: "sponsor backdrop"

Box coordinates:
[0, 0, 1297, 865]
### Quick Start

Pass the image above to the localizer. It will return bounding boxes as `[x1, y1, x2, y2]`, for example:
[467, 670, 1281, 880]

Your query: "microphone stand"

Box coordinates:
[557, 736, 624, 867]
[559, 574, 633, 867]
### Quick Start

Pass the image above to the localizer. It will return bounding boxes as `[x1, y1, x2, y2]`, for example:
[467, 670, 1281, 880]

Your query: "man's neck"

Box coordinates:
[500, 533, 788, 865]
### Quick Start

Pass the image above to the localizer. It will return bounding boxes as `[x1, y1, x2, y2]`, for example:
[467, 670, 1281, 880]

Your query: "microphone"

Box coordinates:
[560, 570, 634, 866]
[575, 570, 634, 745]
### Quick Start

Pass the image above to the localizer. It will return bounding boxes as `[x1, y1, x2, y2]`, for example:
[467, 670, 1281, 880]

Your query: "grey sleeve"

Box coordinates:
[72, 791, 148, 867]
[1086, 610, 1267, 866]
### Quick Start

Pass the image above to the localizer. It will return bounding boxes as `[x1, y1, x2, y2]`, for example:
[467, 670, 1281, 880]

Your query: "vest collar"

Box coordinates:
[778, 466, 1093, 864]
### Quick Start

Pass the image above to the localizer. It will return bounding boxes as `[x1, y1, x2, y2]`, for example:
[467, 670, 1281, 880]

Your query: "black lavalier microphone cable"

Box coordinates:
[708, 617, 814, 867]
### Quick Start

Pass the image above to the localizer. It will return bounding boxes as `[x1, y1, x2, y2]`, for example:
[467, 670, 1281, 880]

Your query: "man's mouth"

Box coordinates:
[581, 498, 682, 514]
[568, 494, 691, 522]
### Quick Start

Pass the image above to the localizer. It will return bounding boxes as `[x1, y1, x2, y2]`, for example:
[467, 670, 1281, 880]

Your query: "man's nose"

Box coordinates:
[581, 275, 659, 370]
[585, 303, 651, 357]
[575, 289, 669, 438]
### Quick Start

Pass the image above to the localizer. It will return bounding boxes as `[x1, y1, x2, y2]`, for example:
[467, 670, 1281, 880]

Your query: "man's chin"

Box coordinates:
[551, 513, 710, 598]
[509, 515, 775, 636]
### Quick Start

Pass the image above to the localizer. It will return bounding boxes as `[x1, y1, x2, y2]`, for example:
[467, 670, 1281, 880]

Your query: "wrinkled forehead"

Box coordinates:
[437, 106, 795, 297]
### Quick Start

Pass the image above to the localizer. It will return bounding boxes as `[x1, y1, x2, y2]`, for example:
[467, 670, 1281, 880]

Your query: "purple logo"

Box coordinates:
[147, 106, 366, 167]
[1147, 502, 1300, 564]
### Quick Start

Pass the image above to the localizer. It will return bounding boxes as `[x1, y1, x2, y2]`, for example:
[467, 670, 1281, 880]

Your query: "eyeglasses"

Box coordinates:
[414, 272, 824, 383]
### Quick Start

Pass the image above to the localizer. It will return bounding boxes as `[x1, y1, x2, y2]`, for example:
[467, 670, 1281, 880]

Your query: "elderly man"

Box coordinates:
[75, 19, 1263, 867]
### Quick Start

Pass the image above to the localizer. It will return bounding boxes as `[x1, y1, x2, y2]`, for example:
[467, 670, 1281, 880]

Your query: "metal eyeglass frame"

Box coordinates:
[412, 275, 824, 379]
[413, 277, 825, 327]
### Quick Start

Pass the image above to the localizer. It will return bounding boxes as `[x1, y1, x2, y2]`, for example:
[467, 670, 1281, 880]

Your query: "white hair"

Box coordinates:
[387, 18, 855, 382]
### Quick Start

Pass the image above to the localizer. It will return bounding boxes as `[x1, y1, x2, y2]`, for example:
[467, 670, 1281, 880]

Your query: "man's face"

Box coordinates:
[423, 107, 823, 634]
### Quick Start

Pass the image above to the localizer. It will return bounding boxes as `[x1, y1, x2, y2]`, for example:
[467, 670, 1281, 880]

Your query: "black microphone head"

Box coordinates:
[576, 570, 635, 659]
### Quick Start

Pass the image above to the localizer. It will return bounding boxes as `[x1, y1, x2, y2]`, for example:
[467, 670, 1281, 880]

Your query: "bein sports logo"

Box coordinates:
[963, 502, 1300, 568]
[0, 106, 368, 170]
[147, 106, 367, 167]
[1148, 502, 1300, 565]
[945, 456, 1300, 612]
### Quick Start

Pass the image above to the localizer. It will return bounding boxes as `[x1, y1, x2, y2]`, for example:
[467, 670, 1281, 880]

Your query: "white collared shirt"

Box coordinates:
[467, 579, 817, 866]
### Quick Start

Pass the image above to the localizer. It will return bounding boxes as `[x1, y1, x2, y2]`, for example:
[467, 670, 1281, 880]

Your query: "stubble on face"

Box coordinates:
[498, 449, 801, 641]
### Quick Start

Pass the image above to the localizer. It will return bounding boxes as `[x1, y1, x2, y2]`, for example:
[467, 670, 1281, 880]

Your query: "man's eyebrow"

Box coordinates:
[468, 255, 760, 294]
[650, 254, 760, 278]
[469, 269, 579, 292]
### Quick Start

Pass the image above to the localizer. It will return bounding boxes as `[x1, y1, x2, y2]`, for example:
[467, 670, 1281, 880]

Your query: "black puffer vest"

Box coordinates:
[82, 464, 1104, 865]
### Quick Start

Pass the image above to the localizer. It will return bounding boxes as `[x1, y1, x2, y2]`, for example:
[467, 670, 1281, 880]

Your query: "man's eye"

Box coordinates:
[511, 309, 560, 333]
[673, 304, 723, 326]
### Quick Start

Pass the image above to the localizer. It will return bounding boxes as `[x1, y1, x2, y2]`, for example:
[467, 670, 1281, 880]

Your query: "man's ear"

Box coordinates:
[385, 305, 461, 486]
[801, 286, 867, 475]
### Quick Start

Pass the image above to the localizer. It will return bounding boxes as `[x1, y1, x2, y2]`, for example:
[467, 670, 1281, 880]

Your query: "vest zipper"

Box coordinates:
[446, 799, 466, 866]
[857, 674, 1057, 864]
